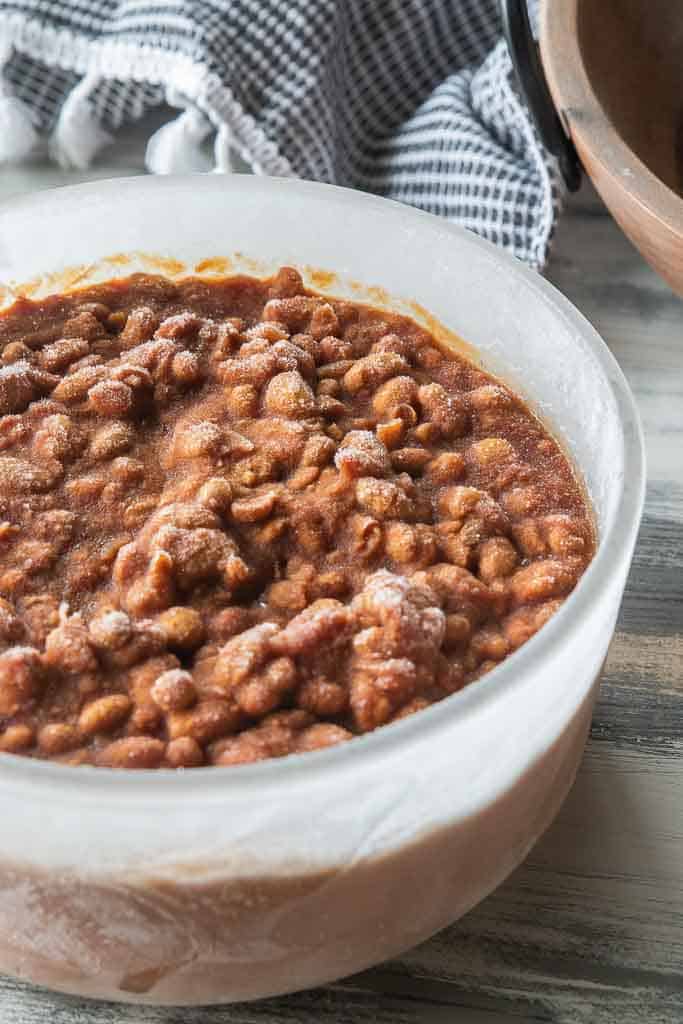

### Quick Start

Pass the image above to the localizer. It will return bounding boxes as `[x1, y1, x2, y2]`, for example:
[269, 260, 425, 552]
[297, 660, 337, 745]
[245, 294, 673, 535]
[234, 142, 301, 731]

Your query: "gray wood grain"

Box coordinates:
[0, 127, 681, 1022]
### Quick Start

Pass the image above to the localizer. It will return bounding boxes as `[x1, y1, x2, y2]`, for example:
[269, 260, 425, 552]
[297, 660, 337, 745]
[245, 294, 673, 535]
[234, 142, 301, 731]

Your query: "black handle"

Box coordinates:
[500, 0, 581, 191]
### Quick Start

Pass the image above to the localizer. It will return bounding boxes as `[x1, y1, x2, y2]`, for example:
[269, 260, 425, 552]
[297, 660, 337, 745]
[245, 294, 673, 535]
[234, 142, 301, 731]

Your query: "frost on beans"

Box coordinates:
[504, 600, 564, 649]
[509, 558, 582, 606]
[32, 414, 82, 463]
[229, 657, 298, 716]
[150, 524, 244, 590]
[88, 611, 165, 669]
[0, 362, 58, 415]
[62, 311, 104, 341]
[0, 455, 63, 494]
[44, 612, 98, 675]
[352, 571, 445, 654]
[112, 501, 249, 615]
[355, 477, 411, 520]
[52, 364, 107, 403]
[0, 266, 593, 767]
[416, 563, 496, 622]
[437, 485, 510, 568]
[219, 338, 314, 390]
[206, 617, 331, 716]
[270, 599, 352, 657]
[348, 571, 446, 731]
[118, 306, 159, 348]
[385, 522, 437, 568]
[0, 599, 24, 649]
[0, 647, 45, 715]
[167, 419, 254, 467]
[151, 668, 196, 711]
[39, 337, 90, 373]
[478, 536, 518, 583]
[88, 378, 134, 418]
[372, 376, 417, 418]
[417, 383, 468, 438]
[230, 489, 280, 523]
[264, 371, 316, 418]
[89, 421, 135, 461]
[210, 623, 279, 692]
[156, 312, 201, 340]
[156, 606, 205, 652]
[343, 352, 409, 394]
[261, 296, 320, 330]
[335, 430, 390, 478]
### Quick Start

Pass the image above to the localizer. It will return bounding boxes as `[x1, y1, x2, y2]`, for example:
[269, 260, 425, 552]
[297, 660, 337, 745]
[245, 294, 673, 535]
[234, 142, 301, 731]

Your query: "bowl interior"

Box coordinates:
[578, 0, 683, 197]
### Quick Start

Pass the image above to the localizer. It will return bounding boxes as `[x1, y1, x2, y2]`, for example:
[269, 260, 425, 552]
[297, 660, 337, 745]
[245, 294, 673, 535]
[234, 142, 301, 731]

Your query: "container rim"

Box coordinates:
[0, 174, 647, 801]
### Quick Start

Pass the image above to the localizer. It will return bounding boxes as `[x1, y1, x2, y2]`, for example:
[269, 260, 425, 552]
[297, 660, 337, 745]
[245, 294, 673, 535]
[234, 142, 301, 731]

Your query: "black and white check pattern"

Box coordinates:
[0, 0, 562, 267]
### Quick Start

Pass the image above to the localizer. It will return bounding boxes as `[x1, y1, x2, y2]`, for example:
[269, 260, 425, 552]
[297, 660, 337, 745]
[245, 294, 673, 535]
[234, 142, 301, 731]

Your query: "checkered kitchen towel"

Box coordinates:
[0, 0, 563, 268]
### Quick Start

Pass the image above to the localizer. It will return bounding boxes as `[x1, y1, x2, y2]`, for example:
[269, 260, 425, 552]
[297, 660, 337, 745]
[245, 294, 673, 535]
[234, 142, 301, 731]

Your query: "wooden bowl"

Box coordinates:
[540, 0, 683, 296]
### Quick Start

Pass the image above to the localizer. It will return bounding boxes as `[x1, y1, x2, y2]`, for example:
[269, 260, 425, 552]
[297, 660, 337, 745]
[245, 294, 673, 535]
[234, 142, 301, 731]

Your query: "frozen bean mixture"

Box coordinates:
[0, 268, 594, 768]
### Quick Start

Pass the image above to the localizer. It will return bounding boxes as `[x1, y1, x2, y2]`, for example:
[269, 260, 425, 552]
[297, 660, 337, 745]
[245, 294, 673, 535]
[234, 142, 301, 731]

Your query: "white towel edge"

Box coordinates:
[1, 11, 294, 178]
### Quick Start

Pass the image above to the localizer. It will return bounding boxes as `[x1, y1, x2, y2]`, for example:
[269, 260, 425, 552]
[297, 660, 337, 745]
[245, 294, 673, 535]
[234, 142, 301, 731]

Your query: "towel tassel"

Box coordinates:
[213, 123, 236, 173]
[0, 41, 39, 163]
[146, 90, 214, 174]
[50, 72, 112, 170]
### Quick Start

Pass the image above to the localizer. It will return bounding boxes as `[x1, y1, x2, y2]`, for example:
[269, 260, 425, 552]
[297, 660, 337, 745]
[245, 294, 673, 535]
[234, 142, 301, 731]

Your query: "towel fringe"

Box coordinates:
[213, 123, 236, 173]
[50, 72, 112, 170]
[0, 41, 39, 163]
[145, 93, 214, 174]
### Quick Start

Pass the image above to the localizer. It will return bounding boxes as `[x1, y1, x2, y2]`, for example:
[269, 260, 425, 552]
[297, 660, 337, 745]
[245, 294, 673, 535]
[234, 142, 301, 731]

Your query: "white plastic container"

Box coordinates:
[0, 176, 645, 1004]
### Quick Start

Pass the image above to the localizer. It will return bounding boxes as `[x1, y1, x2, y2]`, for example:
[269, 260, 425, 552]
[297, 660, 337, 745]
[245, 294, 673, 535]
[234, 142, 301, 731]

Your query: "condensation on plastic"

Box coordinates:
[0, 177, 645, 1004]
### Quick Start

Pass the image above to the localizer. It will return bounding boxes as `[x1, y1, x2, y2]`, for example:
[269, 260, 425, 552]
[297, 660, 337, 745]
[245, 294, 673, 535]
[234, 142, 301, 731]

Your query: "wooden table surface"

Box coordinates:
[1, 131, 681, 1022]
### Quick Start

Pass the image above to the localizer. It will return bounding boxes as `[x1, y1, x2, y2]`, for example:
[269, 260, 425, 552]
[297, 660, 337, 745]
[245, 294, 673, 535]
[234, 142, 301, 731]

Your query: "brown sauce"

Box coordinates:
[0, 267, 594, 768]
